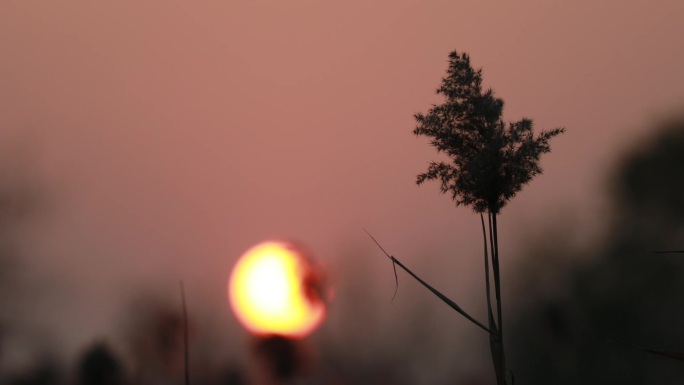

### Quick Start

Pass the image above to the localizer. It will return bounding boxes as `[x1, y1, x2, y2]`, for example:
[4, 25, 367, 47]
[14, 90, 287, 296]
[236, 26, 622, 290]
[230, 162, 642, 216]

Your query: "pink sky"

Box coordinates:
[1, 0, 683, 377]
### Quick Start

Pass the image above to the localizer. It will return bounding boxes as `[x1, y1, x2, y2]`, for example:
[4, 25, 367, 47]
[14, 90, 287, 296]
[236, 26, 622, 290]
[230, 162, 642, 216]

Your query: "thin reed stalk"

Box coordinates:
[180, 282, 190, 385]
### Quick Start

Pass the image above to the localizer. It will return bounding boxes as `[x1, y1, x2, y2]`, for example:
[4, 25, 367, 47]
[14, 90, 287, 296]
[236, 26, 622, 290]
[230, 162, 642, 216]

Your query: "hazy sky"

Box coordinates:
[1, 0, 684, 370]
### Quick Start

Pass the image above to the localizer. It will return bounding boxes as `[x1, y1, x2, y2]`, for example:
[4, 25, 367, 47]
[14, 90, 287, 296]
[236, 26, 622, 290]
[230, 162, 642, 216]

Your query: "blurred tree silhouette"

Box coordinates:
[77, 343, 124, 385]
[614, 121, 684, 234]
[122, 297, 187, 385]
[509, 117, 684, 385]
[0, 141, 47, 381]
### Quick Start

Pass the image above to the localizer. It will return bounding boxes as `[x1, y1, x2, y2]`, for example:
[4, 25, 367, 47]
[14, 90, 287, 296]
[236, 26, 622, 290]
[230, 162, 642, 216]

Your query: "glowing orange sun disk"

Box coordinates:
[229, 241, 325, 338]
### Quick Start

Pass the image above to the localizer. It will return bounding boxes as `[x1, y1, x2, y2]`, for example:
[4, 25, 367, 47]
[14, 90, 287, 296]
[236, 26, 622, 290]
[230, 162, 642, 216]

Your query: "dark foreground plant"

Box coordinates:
[180, 282, 190, 385]
[369, 50, 563, 385]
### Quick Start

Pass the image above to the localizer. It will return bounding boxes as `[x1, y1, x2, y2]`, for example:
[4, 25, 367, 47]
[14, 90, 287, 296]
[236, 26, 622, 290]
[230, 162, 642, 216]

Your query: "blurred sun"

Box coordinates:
[228, 241, 326, 338]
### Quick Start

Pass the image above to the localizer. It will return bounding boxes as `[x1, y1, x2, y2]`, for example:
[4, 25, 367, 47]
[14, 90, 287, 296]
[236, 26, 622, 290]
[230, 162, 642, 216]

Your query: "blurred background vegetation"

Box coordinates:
[509, 117, 684, 385]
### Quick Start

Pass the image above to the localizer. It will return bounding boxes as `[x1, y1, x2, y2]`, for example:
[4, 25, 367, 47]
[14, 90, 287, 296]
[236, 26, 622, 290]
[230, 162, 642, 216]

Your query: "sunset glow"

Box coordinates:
[228, 241, 325, 338]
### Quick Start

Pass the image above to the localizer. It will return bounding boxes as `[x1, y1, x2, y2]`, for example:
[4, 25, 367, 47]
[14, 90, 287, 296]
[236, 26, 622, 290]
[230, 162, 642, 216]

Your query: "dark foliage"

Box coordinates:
[78, 343, 124, 385]
[254, 336, 302, 380]
[615, 121, 684, 225]
[510, 118, 684, 385]
[414, 51, 564, 214]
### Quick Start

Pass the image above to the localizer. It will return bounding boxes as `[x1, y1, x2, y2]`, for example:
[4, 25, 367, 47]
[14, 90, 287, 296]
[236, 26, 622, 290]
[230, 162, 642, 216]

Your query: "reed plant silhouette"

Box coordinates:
[369, 50, 563, 385]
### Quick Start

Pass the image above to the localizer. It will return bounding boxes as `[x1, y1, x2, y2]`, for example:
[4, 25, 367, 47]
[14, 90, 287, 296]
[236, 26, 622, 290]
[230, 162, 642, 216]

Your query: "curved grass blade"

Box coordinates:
[364, 229, 494, 335]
